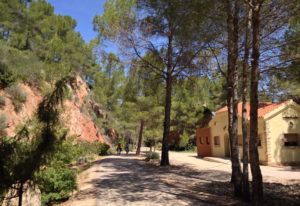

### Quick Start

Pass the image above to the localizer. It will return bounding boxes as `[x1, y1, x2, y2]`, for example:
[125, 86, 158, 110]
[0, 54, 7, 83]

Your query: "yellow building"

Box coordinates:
[196, 99, 300, 166]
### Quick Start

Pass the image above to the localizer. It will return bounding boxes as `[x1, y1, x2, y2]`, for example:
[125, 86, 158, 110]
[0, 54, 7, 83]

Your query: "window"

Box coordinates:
[214, 136, 220, 146]
[206, 136, 210, 145]
[200, 136, 204, 144]
[284, 134, 299, 147]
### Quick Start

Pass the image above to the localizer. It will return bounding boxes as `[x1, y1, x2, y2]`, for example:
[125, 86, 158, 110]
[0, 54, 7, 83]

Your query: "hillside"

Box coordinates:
[0, 76, 110, 144]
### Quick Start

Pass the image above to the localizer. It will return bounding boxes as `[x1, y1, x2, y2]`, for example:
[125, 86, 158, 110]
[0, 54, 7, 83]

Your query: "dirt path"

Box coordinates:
[59, 151, 300, 206]
[167, 151, 300, 185]
[59, 154, 241, 206]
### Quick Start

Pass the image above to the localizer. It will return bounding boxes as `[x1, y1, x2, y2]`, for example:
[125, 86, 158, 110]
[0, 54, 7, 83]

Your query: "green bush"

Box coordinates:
[179, 131, 190, 150]
[98, 142, 110, 156]
[0, 62, 17, 88]
[0, 95, 5, 108]
[6, 84, 27, 112]
[35, 164, 76, 205]
[144, 137, 156, 148]
[145, 152, 159, 161]
[50, 138, 100, 165]
[0, 113, 7, 136]
[35, 138, 98, 206]
[156, 142, 162, 150]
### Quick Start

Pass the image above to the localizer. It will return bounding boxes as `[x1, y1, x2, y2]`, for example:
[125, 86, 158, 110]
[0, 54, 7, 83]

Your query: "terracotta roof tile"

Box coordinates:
[215, 100, 291, 119]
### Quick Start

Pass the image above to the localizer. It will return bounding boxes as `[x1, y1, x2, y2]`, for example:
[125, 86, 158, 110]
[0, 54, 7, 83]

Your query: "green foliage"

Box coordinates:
[88, 53, 125, 113]
[0, 0, 94, 87]
[144, 129, 162, 149]
[35, 164, 76, 205]
[174, 77, 225, 129]
[0, 95, 5, 108]
[0, 75, 75, 202]
[7, 85, 27, 103]
[34, 137, 99, 205]
[145, 152, 159, 161]
[6, 84, 27, 112]
[272, 7, 300, 102]
[179, 131, 189, 149]
[0, 61, 18, 88]
[98, 142, 111, 156]
[94, 0, 225, 161]
[93, 0, 136, 40]
[0, 41, 45, 87]
[0, 113, 7, 136]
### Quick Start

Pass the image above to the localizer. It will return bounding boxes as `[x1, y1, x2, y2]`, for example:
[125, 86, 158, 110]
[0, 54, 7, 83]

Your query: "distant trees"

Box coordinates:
[0, 0, 91, 86]
[94, 0, 220, 166]
[121, 57, 164, 154]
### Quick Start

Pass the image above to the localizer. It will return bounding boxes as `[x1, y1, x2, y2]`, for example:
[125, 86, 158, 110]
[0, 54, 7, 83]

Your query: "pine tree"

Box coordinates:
[94, 0, 218, 165]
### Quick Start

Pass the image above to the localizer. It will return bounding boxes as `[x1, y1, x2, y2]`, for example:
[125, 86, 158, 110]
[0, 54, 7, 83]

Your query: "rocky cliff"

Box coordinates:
[0, 76, 109, 143]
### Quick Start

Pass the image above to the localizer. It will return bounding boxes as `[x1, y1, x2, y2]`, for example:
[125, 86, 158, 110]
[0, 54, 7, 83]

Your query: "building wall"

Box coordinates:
[266, 105, 300, 165]
[209, 113, 267, 162]
[237, 118, 268, 164]
[196, 127, 212, 157]
[209, 113, 227, 157]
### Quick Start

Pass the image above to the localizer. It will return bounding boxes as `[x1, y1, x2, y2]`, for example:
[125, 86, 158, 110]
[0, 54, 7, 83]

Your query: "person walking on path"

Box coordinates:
[116, 143, 122, 155]
[125, 142, 130, 155]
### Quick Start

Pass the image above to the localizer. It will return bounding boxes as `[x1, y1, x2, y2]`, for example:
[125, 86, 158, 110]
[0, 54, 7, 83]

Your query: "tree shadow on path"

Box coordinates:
[71, 156, 299, 206]
[74, 156, 241, 206]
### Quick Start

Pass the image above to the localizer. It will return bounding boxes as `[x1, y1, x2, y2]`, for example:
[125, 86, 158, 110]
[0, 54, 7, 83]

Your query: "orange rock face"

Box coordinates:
[0, 76, 107, 143]
[0, 84, 42, 137]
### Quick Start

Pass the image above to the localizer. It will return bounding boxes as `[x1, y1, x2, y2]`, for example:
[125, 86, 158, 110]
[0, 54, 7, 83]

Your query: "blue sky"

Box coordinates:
[47, 0, 106, 43]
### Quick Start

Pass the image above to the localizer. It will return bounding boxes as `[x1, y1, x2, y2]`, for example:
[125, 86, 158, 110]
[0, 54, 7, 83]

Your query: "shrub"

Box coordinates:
[0, 114, 7, 136]
[0, 95, 5, 108]
[156, 142, 162, 150]
[145, 152, 159, 161]
[179, 131, 190, 150]
[144, 137, 156, 148]
[98, 142, 110, 156]
[0, 62, 17, 88]
[35, 138, 93, 205]
[6, 84, 27, 112]
[35, 164, 76, 205]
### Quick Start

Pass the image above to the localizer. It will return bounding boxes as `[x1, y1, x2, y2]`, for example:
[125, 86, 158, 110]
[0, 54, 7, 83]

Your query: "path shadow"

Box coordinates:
[74, 157, 239, 205]
[73, 157, 299, 206]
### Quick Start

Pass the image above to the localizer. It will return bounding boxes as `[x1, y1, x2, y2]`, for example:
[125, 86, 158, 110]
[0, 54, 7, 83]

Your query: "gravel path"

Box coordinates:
[59, 150, 300, 206]
[167, 151, 300, 185]
[59, 154, 240, 206]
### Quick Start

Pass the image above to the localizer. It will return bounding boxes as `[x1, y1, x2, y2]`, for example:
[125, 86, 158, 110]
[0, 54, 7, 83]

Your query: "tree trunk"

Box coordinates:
[18, 183, 23, 206]
[161, 72, 172, 166]
[226, 0, 242, 197]
[161, 21, 173, 166]
[250, 0, 263, 204]
[136, 120, 144, 155]
[242, 1, 252, 201]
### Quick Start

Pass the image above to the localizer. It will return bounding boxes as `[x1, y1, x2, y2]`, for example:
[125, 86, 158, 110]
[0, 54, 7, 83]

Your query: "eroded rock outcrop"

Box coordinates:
[0, 76, 107, 143]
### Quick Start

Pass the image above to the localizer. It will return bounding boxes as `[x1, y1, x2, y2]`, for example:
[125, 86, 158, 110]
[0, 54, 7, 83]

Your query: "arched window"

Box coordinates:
[206, 136, 210, 145]
[214, 136, 220, 146]
[200, 136, 204, 144]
